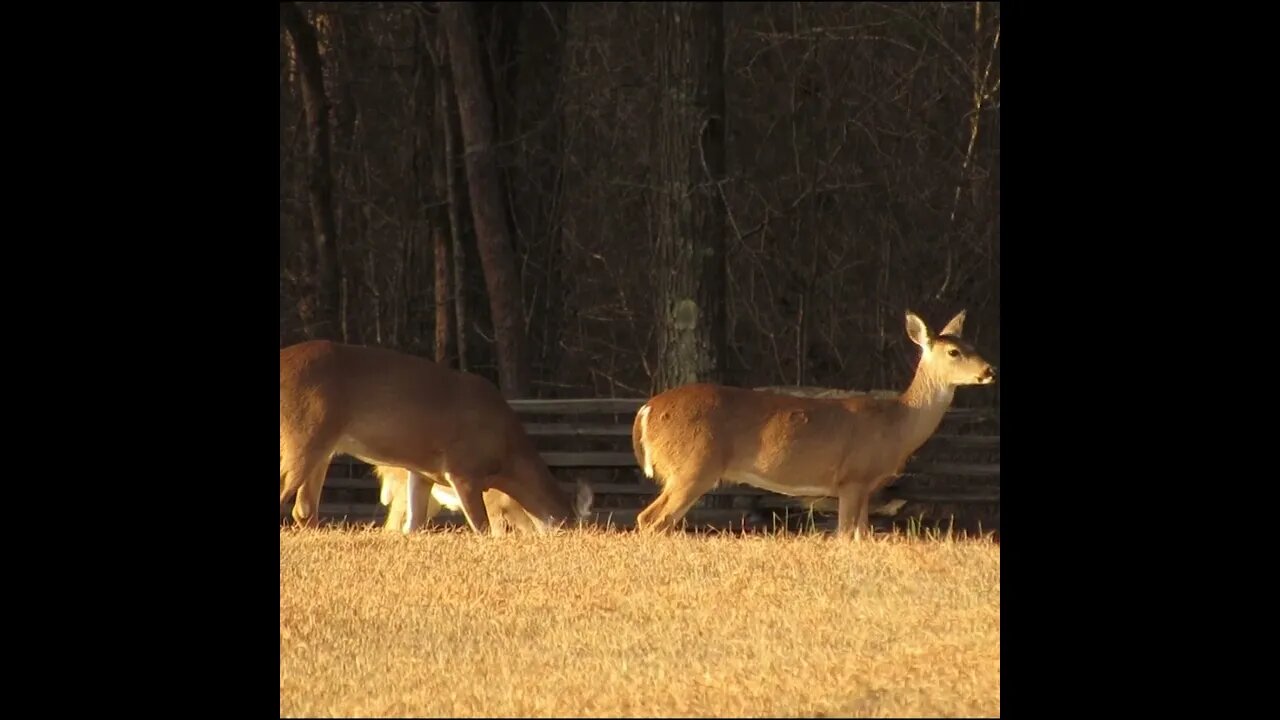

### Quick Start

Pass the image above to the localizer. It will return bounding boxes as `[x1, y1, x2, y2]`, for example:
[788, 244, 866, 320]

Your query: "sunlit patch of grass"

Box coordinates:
[280, 527, 999, 717]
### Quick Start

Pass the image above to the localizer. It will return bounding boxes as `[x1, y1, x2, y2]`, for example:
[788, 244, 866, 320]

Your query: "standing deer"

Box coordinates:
[280, 340, 593, 534]
[631, 310, 995, 539]
[374, 465, 538, 535]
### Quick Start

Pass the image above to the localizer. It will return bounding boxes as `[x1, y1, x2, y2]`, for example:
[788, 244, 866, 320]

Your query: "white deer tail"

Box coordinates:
[634, 403, 655, 479]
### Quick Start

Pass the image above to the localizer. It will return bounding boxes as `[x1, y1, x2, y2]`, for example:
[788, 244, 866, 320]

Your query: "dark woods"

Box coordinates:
[280, 2, 1000, 405]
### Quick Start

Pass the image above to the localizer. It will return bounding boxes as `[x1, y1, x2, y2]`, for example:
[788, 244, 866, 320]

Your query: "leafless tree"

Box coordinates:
[281, 2, 341, 340]
[652, 2, 728, 392]
[279, 2, 1001, 408]
[440, 2, 530, 396]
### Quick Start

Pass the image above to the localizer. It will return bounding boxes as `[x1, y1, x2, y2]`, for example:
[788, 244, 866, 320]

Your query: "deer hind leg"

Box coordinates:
[836, 482, 872, 541]
[635, 491, 671, 530]
[481, 491, 514, 536]
[484, 495, 508, 537]
[482, 474, 544, 532]
[280, 418, 341, 528]
[385, 494, 444, 534]
[480, 490, 530, 536]
[502, 506, 538, 534]
[484, 458, 583, 533]
[280, 430, 340, 527]
[380, 468, 408, 533]
[382, 485, 406, 533]
[636, 469, 720, 534]
[280, 448, 331, 528]
[391, 471, 444, 535]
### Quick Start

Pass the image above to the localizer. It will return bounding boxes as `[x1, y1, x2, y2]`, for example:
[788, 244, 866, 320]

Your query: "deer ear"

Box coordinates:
[940, 309, 967, 338]
[905, 311, 931, 347]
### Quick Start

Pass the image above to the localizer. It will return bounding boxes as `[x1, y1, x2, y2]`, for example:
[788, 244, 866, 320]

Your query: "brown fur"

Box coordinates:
[632, 310, 995, 539]
[280, 340, 592, 534]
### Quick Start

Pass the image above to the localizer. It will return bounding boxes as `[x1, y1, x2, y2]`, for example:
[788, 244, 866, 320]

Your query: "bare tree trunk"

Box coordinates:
[324, 10, 360, 345]
[280, 34, 289, 283]
[430, 30, 470, 373]
[446, 116, 470, 373]
[440, 1, 529, 396]
[415, 17, 452, 366]
[653, 2, 727, 392]
[511, 1, 570, 385]
[433, 228, 451, 363]
[281, 2, 341, 341]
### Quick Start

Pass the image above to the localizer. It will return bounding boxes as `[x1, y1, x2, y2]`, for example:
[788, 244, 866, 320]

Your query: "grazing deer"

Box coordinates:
[280, 340, 593, 534]
[631, 310, 995, 539]
[374, 465, 538, 535]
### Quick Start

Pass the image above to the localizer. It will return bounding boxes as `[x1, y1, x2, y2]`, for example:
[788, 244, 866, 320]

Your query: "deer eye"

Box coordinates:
[947, 348, 961, 358]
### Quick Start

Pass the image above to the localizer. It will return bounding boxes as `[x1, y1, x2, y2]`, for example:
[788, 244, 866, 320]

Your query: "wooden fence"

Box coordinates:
[294, 388, 1000, 534]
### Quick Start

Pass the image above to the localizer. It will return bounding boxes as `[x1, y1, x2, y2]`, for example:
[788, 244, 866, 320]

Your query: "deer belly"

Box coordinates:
[722, 470, 831, 498]
[335, 436, 440, 471]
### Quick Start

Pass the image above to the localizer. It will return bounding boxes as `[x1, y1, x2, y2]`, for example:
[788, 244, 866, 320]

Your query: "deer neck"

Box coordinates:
[895, 365, 955, 454]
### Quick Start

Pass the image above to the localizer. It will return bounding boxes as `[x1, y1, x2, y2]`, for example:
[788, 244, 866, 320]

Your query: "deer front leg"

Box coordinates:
[444, 473, 491, 535]
[836, 482, 872, 541]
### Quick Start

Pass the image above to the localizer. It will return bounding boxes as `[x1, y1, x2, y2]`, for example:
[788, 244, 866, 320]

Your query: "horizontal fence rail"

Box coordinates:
[292, 390, 1000, 533]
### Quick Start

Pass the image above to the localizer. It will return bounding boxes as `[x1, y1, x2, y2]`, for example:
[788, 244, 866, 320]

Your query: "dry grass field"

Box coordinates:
[280, 526, 999, 718]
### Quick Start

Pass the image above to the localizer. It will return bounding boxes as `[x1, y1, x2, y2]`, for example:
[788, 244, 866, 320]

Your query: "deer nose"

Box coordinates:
[982, 366, 996, 380]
